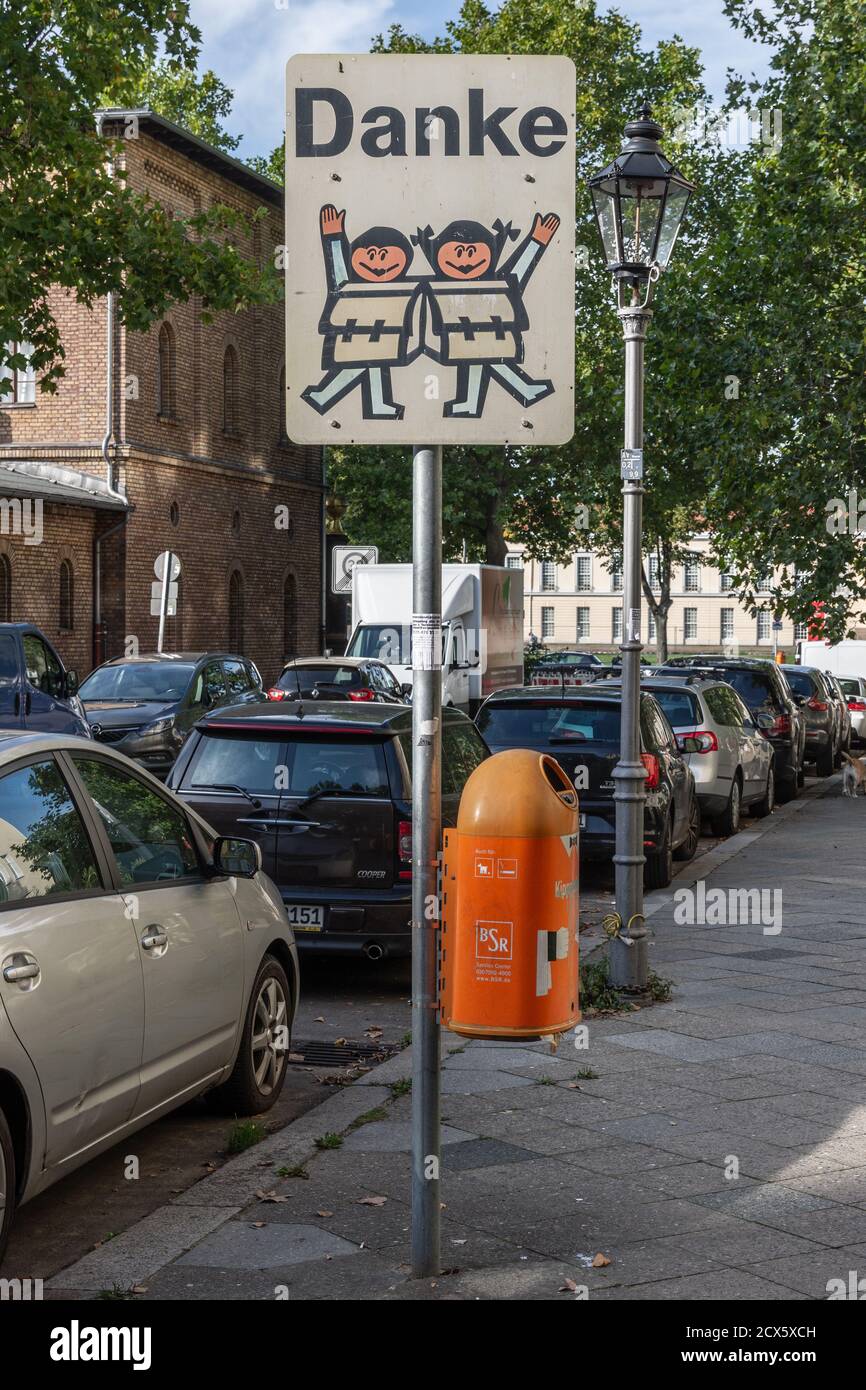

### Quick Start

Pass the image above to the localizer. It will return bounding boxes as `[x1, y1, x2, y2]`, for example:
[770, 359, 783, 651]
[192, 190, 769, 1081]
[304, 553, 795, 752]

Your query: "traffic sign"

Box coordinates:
[284, 54, 576, 447]
[331, 544, 378, 594]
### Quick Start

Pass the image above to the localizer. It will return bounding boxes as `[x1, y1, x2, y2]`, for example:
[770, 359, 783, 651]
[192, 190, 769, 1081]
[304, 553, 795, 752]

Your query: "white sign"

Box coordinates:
[284, 54, 575, 446]
[150, 551, 181, 618]
[331, 544, 378, 594]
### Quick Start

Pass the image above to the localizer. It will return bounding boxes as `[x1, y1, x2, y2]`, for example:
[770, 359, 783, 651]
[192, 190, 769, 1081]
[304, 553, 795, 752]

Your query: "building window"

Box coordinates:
[611, 606, 622, 642]
[540, 606, 555, 639]
[0, 555, 11, 621]
[756, 610, 772, 643]
[283, 573, 298, 658]
[1, 341, 36, 404]
[684, 607, 698, 641]
[756, 574, 773, 592]
[506, 554, 523, 569]
[231, 508, 242, 536]
[169, 501, 180, 527]
[540, 561, 557, 592]
[228, 570, 244, 653]
[720, 608, 734, 642]
[223, 346, 239, 434]
[647, 610, 657, 641]
[610, 559, 623, 591]
[59, 560, 74, 631]
[683, 555, 701, 593]
[576, 607, 590, 642]
[647, 555, 661, 591]
[794, 621, 808, 641]
[720, 571, 734, 592]
[575, 555, 592, 591]
[157, 323, 176, 418]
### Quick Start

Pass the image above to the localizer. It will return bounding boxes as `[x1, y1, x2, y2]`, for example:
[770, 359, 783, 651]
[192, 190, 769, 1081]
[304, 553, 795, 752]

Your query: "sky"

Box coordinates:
[187, 0, 775, 163]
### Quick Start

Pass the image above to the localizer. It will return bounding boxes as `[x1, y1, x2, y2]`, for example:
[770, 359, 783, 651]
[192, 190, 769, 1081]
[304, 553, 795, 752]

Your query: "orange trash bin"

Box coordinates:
[439, 748, 580, 1041]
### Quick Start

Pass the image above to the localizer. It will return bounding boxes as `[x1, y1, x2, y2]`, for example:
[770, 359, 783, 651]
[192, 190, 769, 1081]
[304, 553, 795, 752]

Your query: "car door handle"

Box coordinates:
[238, 818, 320, 829]
[140, 925, 168, 950]
[2, 954, 40, 983]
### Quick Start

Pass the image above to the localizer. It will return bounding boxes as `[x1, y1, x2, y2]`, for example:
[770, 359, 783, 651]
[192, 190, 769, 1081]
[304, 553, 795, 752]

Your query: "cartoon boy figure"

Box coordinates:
[415, 212, 561, 418]
[301, 206, 416, 420]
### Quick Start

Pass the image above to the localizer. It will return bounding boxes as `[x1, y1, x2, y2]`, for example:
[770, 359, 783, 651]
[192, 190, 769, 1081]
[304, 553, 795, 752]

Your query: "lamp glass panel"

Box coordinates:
[620, 185, 662, 267]
[591, 188, 620, 266]
[655, 183, 691, 268]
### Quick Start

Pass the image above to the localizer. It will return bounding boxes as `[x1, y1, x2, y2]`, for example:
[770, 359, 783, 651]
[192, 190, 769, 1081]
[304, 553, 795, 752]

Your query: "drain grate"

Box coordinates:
[288, 1038, 398, 1068]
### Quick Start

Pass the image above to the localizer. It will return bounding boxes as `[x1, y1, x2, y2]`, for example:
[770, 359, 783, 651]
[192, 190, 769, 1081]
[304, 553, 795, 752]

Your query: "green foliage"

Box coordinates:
[580, 958, 625, 1012]
[104, 58, 242, 152]
[0, 1, 279, 396]
[314, 1131, 344, 1150]
[226, 1120, 265, 1154]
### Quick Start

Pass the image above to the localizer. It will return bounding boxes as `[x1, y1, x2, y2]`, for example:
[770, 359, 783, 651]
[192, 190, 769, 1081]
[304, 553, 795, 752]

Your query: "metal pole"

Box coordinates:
[157, 552, 173, 655]
[410, 443, 442, 1278]
[610, 300, 652, 991]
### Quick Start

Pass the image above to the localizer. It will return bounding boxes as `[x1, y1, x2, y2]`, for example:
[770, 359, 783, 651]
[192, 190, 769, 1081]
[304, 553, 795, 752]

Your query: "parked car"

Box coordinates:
[836, 675, 866, 746]
[79, 652, 263, 778]
[475, 685, 699, 888]
[599, 675, 776, 833]
[661, 656, 805, 801]
[268, 657, 409, 705]
[824, 673, 852, 764]
[0, 732, 298, 1263]
[0, 622, 90, 738]
[777, 664, 838, 777]
[168, 701, 490, 958]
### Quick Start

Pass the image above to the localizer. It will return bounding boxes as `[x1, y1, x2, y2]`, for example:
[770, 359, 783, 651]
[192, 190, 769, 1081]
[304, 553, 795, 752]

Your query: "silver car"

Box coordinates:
[836, 675, 866, 746]
[633, 677, 775, 835]
[0, 733, 299, 1262]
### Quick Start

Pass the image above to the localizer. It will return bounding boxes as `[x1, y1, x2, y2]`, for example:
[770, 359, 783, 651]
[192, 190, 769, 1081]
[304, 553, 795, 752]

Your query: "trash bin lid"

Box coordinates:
[456, 747, 578, 838]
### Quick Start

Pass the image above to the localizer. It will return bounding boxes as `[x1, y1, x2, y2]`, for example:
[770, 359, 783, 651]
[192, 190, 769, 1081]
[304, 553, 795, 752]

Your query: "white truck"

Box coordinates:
[346, 563, 524, 713]
[798, 639, 866, 680]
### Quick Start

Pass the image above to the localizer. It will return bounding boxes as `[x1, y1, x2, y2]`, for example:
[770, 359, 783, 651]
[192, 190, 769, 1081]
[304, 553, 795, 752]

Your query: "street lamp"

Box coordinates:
[588, 104, 693, 991]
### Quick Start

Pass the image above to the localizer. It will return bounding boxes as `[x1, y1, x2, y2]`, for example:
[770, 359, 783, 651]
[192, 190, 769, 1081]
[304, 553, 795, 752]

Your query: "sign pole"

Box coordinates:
[156, 551, 174, 655]
[410, 442, 442, 1279]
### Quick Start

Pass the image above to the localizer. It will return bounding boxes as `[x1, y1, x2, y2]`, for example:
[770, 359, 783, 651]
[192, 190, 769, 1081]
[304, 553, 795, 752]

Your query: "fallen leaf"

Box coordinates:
[313, 1016, 325, 1023]
[559, 1278, 579, 1293]
[358, 1195, 387, 1207]
[592, 1253, 611, 1268]
[131, 1286, 148, 1295]
[316, 1210, 334, 1218]
[288, 1052, 305, 1062]
[255, 1189, 289, 1204]
[252, 1222, 266, 1229]
[334, 1037, 347, 1046]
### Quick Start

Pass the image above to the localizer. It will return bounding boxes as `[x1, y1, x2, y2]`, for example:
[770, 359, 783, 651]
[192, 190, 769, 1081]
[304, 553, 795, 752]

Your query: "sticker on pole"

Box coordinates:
[284, 54, 576, 447]
[621, 448, 644, 479]
[412, 613, 442, 671]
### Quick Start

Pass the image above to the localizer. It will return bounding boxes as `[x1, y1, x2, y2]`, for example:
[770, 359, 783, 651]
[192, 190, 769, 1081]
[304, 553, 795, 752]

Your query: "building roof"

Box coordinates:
[96, 108, 283, 209]
[0, 460, 128, 511]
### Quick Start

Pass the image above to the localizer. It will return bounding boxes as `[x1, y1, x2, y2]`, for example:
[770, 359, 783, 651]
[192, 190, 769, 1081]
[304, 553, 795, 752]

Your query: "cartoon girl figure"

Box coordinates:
[301, 206, 415, 419]
[414, 212, 561, 418]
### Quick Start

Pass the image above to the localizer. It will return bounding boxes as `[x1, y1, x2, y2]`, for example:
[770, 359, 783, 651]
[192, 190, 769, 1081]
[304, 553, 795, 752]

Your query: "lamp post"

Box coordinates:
[588, 105, 693, 990]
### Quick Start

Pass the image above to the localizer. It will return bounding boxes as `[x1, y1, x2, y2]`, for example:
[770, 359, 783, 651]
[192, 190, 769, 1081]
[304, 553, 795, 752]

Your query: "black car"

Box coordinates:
[778, 664, 839, 776]
[661, 656, 805, 801]
[823, 672, 852, 764]
[167, 701, 489, 958]
[529, 651, 606, 687]
[80, 651, 263, 777]
[475, 686, 698, 889]
[268, 657, 408, 704]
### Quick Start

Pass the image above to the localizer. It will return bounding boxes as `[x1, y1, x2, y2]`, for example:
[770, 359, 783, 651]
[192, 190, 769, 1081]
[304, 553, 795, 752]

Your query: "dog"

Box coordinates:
[841, 751, 866, 797]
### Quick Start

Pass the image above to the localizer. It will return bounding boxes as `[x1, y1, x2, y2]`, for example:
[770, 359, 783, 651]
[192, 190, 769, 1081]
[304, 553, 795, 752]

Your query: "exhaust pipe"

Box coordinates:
[364, 942, 385, 961]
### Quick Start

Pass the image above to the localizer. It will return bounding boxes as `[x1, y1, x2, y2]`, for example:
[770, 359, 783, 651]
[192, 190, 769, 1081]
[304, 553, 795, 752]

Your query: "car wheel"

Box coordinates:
[752, 765, 775, 819]
[712, 774, 742, 837]
[207, 954, 292, 1116]
[0, 1106, 15, 1265]
[673, 793, 700, 862]
[645, 814, 673, 889]
[816, 741, 834, 778]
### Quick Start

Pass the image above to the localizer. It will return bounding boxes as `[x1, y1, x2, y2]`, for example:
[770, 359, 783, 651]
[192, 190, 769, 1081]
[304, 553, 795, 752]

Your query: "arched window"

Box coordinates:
[157, 323, 176, 418]
[278, 364, 287, 442]
[59, 560, 74, 631]
[0, 555, 10, 622]
[223, 346, 239, 434]
[283, 572, 297, 659]
[228, 570, 244, 653]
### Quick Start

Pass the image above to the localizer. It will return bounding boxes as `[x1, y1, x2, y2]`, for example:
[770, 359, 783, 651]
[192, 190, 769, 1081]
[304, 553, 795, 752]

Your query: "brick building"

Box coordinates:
[0, 109, 323, 685]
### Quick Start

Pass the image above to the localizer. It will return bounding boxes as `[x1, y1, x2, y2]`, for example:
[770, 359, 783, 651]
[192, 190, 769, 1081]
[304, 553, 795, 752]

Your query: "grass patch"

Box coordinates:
[97, 1285, 135, 1300]
[276, 1164, 309, 1179]
[314, 1132, 343, 1151]
[400, 1031, 412, 1048]
[580, 959, 625, 1013]
[536, 1075, 556, 1086]
[390, 1076, 412, 1098]
[348, 1106, 389, 1131]
[647, 970, 674, 1002]
[226, 1120, 266, 1155]
[575, 1067, 599, 1080]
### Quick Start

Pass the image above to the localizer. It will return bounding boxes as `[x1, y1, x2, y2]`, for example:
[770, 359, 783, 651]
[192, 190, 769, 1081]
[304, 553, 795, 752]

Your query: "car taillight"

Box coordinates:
[397, 818, 412, 879]
[848, 699, 866, 712]
[767, 713, 790, 736]
[689, 730, 718, 753]
[807, 697, 828, 711]
[640, 753, 660, 789]
[348, 688, 375, 701]
[267, 687, 287, 700]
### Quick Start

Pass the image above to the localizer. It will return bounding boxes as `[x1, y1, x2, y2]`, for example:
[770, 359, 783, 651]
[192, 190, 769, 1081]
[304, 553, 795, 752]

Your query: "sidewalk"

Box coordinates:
[49, 774, 866, 1301]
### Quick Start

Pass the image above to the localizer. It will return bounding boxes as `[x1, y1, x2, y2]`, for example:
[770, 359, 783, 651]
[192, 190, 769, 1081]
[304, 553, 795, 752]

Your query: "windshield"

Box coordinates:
[839, 678, 861, 696]
[80, 662, 195, 703]
[719, 670, 778, 711]
[347, 624, 414, 664]
[647, 689, 701, 727]
[782, 669, 815, 698]
[477, 700, 621, 746]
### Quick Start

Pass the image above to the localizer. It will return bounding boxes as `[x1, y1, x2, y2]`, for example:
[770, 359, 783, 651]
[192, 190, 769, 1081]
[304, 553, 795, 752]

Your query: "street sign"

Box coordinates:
[331, 544, 378, 594]
[773, 618, 783, 631]
[284, 54, 576, 447]
[151, 551, 181, 651]
[621, 447, 644, 479]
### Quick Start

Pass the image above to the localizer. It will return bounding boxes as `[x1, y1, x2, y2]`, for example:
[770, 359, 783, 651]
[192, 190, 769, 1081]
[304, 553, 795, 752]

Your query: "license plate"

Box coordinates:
[287, 905, 324, 932]
[579, 813, 586, 829]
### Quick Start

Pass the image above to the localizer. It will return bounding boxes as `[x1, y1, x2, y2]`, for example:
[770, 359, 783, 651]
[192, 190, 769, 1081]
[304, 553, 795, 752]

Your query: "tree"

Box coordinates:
[0, 2, 280, 397]
[103, 58, 242, 153]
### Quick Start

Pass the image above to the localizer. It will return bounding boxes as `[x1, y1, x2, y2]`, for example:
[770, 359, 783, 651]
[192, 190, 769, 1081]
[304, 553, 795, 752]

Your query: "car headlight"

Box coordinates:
[141, 717, 173, 737]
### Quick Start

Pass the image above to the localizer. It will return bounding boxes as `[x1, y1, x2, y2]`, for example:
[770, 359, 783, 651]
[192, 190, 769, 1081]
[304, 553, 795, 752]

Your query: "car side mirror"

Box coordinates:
[468, 650, 481, 668]
[212, 836, 261, 878]
[401, 682, 413, 698]
[679, 735, 702, 754]
[756, 712, 775, 730]
[65, 669, 79, 696]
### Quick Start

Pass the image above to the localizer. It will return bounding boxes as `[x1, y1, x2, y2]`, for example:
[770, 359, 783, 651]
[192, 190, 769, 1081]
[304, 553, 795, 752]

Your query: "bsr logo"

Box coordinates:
[294, 89, 569, 160]
[476, 921, 512, 958]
